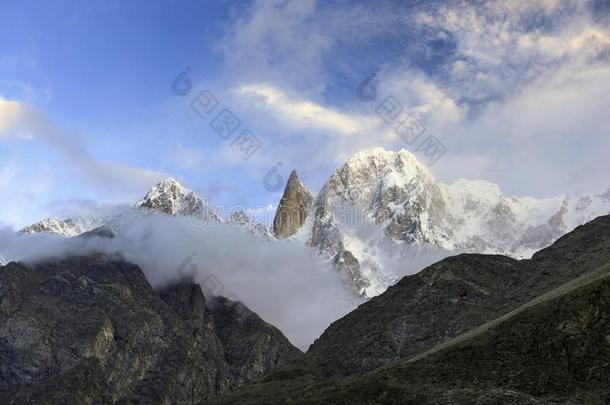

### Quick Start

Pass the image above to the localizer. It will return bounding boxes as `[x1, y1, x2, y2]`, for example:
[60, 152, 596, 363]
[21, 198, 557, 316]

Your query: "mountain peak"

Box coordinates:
[273, 169, 313, 239]
[342, 147, 434, 183]
[288, 169, 299, 181]
[346, 147, 417, 161]
[286, 169, 304, 187]
[135, 177, 203, 216]
[153, 177, 190, 193]
[159, 176, 181, 185]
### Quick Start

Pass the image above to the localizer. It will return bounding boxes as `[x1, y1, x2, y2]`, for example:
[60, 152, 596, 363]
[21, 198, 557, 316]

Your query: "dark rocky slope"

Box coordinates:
[307, 214, 610, 376]
[210, 295, 304, 387]
[216, 259, 610, 404]
[0, 256, 301, 404]
[212, 215, 610, 404]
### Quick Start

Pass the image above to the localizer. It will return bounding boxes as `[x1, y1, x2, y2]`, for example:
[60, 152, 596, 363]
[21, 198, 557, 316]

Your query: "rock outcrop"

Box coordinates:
[272, 170, 313, 239]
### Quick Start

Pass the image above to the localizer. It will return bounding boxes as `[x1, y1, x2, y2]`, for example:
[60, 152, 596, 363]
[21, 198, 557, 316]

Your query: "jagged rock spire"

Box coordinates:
[273, 170, 313, 238]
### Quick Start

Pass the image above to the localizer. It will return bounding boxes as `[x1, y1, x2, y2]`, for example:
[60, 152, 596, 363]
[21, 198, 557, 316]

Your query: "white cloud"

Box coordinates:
[398, 0, 610, 196]
[221, 0, 331, 93]
[376, 71, 468, 135]
[414, 0, 610, 104]
[221, 0, 610, 197]
[483, 0, 576, 17]
[0, 97, 30, 137]
[236, 83, 376, 136]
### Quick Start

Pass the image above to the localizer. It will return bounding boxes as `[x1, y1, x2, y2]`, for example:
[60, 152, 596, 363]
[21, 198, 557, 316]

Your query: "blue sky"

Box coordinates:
[1, 0, 610, 228]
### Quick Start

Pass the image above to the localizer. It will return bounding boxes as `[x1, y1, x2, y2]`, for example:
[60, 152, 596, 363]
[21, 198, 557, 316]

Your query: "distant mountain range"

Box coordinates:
[19, 178, 225, 237]
[20, 216, 108, 238]
[285, 148, 610, 296]
[17, 148, 610, 297]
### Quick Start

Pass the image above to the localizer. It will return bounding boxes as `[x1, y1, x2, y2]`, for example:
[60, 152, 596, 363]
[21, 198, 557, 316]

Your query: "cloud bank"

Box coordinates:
[0, 215, 358, 350]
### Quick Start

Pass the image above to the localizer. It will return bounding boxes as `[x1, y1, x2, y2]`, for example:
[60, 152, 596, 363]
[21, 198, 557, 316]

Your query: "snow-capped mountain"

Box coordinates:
[19, 216, 107, 237]
[16, 151, 610, 298]
[290, 148, 610, 297]
[135, 177, 209, 217]
[19, 178, 271, 240]
[105, 177, 223, 234]
[228, 210, 275, 241]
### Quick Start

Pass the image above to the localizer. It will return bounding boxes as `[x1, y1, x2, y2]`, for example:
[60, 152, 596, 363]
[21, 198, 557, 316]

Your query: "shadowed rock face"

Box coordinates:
[210, 296, 302, 387]
[211, 215, 610, 404]
[273, 170, 313, 239]
[78, 225, 116, 239]
[0, 256, 301, 404]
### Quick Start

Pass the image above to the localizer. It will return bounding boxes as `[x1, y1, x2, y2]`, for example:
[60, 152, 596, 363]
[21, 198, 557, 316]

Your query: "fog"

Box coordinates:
[0, 215, 358, 350]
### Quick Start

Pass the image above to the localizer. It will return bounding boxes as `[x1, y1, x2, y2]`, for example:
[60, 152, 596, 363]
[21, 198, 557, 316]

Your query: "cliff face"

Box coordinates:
[273, 170, 313, 239]
[0, 256, 301, 404]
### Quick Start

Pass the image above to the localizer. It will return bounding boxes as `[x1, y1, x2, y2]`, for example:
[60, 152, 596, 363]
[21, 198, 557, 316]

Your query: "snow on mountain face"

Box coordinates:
[14, 157, 610, 298]
[135, 177, 206, 217]
[298, 147, 453, 296]
[228, 210, 275, 241]
[18, 178, 265, 240]
[19, 216, 106, 237]
[296, 148, 610, 297]
[104, 177, 223, 234]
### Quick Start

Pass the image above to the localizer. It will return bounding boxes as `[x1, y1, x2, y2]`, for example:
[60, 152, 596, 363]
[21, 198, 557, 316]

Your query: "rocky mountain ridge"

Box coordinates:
[17, 178, 269, 240]
[0, 255, 301, 403]
[227, 210, 274, 241]
[19, 216, 107, 238]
